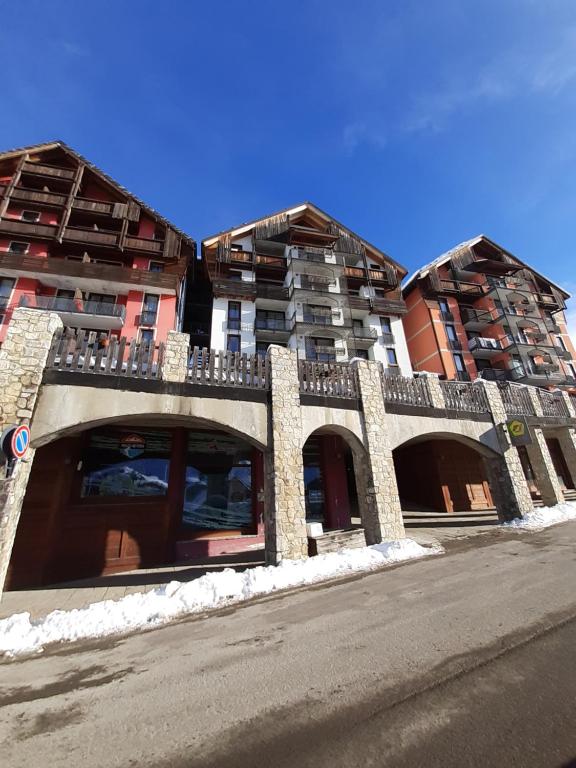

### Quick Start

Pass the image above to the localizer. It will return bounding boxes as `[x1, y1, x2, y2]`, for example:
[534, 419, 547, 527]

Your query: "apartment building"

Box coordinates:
[402, 235, 576, 388]
[0, 142, 196, 346]
[201, 203, 412, 374]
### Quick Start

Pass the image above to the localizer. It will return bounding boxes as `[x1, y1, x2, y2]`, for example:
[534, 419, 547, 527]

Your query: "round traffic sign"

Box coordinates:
[10, 425, 30, 459]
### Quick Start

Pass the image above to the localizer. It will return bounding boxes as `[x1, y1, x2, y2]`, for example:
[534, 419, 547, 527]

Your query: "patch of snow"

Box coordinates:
[502, 501, 576, 530]
[0, 538, 441, 658]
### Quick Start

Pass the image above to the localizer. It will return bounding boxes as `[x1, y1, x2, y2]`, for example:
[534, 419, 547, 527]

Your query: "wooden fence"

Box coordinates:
[440, 381, 490, 413]
[298, 360, 359, 399]
[46, 329, 164, 379]
[498, 383, 535, 416]
[186, 347, 270, 389]
[538, 389, 570, 418]
[381, 372, 433, 408]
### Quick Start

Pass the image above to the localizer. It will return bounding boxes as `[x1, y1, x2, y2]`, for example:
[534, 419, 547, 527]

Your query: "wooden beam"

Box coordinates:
[57, 163, 85, 242]
[0, 153, 29, 219]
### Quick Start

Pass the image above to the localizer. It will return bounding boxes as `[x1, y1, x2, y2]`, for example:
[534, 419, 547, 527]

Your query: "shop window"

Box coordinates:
[79, 429, 171, 498]
[182, 431, 253, 531]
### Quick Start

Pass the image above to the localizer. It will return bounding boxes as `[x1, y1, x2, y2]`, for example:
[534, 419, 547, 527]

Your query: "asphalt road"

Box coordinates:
[1, 523, 576, 768]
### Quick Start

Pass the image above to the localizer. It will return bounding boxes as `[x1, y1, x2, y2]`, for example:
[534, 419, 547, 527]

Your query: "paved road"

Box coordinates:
[1, 523, 576, 768]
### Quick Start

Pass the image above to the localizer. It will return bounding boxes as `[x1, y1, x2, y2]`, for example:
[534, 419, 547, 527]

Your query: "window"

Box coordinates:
[256, 342, 270, 357]
[386, 348, 398, 366]
[149, 261, 164, 273]
[140, 329, 155, 345]
[567, 363, 576, 379]
[445, 324, 457, 341]
[353, 348, 369, 360]
[227, 334, 240, 353]
[182, 431, 253, 532]
[0, 278, 15, 321]
[438, 299, 449, 314]
[303, 437, 325, 524]
[255, 310, 285, 331]
[453, 353, 465, 372]
[556, 336, 567, 351]
[79, 428, 171, 498]
[380, 317, 392, 333]
[87, 292, 115, 306]
[140, 293, 159, 325]
[8, 241, 29, 254]
[21, 210, 41, 223]
[227, 300, 241, 330]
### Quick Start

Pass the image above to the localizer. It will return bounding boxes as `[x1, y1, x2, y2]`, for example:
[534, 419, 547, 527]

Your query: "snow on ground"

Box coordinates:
[0, 538, 441, 658]
[502, 500, 576, 530]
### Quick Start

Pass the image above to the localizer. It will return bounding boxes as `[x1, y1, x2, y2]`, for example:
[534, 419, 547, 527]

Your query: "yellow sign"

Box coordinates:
[508, 420, 525, 437]
[506, 418, 533, 446]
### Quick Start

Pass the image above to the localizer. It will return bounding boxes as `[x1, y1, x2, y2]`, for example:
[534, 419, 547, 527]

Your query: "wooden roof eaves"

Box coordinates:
[0, 140, 197, 253]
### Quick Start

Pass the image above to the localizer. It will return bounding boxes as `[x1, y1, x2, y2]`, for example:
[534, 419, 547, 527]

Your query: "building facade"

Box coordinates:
[402, 236, 576, 388]
[202, 203, 413, 374]
[0, 142, 196, 347]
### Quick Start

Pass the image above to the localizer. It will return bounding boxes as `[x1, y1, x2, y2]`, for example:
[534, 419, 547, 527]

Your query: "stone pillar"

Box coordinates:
[524, 387, 565, 506]
[0, 308, 62, 597]
[418, 372, 445, 409]
[354, 360, 405, 542]
[265, 346, 308, 564]
[161, 331, 190, 383]
[477, 381, 533, 520]
[553, 427, 576, 489]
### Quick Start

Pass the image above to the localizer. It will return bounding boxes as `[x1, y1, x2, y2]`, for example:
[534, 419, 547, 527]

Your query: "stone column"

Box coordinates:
[161, 331, 190, 383]
[264, 346, 308, 564]
[354, 360, 405, 542]
[418, 372, 445, 409]
[524, 387, 565, 506]
[477, 381, 533, 520]
[553, 427, 576, 489]
[0, 308, 62, 597]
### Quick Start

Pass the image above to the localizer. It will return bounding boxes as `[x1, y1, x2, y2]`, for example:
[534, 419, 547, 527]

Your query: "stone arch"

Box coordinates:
[392, 431, 500, 515]
[386, 416, 503, 458]
[30, 384, 268, 450]
[299, 405, 365, 452]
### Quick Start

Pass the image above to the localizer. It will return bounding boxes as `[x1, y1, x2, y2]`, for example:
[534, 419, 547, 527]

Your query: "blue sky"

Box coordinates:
[1, 0, 575, 323]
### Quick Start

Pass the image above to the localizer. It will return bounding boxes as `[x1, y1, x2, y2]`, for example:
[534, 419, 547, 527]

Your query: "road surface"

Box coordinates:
[1, 523, 576, 767]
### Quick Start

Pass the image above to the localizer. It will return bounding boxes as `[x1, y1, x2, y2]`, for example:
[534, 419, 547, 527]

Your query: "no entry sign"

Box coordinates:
[1, 424, 31, 461]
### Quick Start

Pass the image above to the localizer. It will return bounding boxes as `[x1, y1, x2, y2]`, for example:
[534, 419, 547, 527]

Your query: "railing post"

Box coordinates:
[265, 346, 308, 564]
[0, 308, 63, 599]
[354, 360, 405, 542]
[418, 373, 444, 409]
[523, 387, 565, 506]
[477, 380, 533, 520]
[161, 331, 190, 383]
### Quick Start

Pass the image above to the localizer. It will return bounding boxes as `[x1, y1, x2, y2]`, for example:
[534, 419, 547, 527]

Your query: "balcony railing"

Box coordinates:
[352, 327, 378, 340]
[212, 279, 257, 299]
[19, 295, 126, 321]
[468, 337, 502, 353]
[554, 346, 572, 360]
[460, 307, 493, 327]
[255, 283, 289, 301]
[498, 383, 535, 416]
[440, 380, 489, 412]
[299, 312, 341, 327]
[439, 279, 484, 297]
[22, 161, 76, 180]
[291, 248, 344, 266]
[298, 360, 359, 398]
[538, 389, 570, 418]
[381, 372, 433, 408]
[545, 318, 561, 334]
[254, 317, 291, 333]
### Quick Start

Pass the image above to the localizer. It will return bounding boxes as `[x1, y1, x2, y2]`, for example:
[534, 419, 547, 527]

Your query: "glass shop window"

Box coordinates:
[182, 431, 253, 531]
[80, 429, 171, 498]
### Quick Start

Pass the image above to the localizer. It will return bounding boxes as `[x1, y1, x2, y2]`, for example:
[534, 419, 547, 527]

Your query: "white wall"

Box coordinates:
[392, 316, 413, 376]
[210, 298, 256, 353]
[363, 313, 412, 375]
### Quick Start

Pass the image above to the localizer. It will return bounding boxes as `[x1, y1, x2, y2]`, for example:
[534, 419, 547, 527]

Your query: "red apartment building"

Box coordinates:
[402, 236, 576, 389]
[0, 142, 195, 346]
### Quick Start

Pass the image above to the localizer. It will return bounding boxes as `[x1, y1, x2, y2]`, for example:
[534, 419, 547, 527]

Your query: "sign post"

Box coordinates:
[505, 418, 533, 447]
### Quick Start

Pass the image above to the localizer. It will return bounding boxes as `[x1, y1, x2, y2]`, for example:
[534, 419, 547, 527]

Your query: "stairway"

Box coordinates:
[402, 509, 500, 528]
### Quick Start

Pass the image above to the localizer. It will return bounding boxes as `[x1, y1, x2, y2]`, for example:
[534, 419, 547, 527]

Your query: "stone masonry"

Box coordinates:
[478, 381, 533, 520]
[524, 388, 565, 506]
[161, 331, 190, 383]
[0, 308, 63, 596]
[355, 360, 405, 542]
[265, 346, 308, 564]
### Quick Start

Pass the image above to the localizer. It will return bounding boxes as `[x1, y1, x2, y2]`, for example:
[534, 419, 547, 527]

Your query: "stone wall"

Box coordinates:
[355, 361, 405, 542]
[162, 331, 190, 383]
[265, 346, 308, 564]
[0, 308, 63, 596]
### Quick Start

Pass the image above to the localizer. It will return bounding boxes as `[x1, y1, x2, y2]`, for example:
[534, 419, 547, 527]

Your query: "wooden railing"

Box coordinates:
[46, 329, 164, 379]
[298, 360, 359, 398]
[497, 383, 535, 416]
[381, 372, 433, 408]
[538, 389, 570, 418]
[440, 381, 489, 412]
[186, 347, 270, 389]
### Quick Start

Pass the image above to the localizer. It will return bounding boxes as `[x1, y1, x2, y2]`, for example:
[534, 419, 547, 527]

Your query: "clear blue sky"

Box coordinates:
[1, 1, 575, 320]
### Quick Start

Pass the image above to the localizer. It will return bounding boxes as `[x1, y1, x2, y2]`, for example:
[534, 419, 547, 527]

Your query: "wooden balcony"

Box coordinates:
[63, 225, 120, 247]
[0, 251, 179, 294]
[212, 279, 257, 299]
[10, 186, 68, 207]
[0, 218, 58, 239]
[344, 266, 395, 285]
[72, 197, 117, 216]
[123, 236, 164, 253]
[22, 161, 76, 180]
[438, 278, 484, 298]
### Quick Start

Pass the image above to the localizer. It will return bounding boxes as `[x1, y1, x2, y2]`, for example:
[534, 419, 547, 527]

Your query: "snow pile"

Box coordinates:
[503, 501, 576, 530]
[0, 538, 440, 658]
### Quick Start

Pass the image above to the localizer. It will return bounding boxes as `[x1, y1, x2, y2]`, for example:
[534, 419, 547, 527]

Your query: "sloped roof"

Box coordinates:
[402, 234, 570, 299]
[203, 201, 407, 276]
[0, 140, 196, 249]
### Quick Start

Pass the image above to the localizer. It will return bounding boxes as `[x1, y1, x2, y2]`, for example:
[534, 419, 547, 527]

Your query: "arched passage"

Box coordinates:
[301, 426, 367, 533]
[7, 415, 267, 590]
[393, 433, 499, 514]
